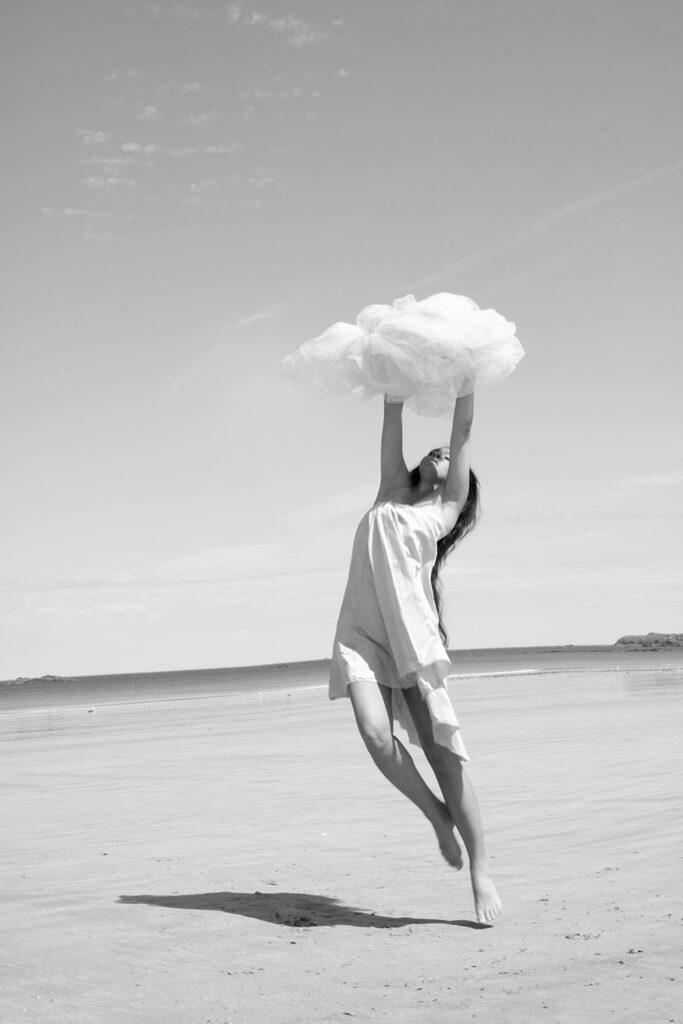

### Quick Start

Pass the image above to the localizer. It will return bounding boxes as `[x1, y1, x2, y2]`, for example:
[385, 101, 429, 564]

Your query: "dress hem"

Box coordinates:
[328, 679, 470, 763]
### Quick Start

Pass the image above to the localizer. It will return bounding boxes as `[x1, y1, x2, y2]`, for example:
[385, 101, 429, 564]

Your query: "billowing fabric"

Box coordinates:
[329, 499, 469, 761]
[281, 292, 523, 417]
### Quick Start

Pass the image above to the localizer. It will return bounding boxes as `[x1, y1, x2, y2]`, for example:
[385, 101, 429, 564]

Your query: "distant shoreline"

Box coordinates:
[1, 639, 681, 717]
[4, 651, 681, 686]
[5, 634, 682, 687]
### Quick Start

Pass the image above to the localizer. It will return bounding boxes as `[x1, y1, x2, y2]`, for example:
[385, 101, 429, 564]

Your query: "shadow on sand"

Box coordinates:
[118, 890, 486, 929]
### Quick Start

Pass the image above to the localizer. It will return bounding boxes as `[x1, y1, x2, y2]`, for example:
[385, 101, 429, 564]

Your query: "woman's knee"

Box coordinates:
[347, 680, 395, 762]
[359, 722, 395, 762]
[353, 701, 395, 760]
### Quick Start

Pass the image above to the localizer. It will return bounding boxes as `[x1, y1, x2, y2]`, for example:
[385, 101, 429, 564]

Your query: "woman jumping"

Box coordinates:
[329, 392, 502, 925]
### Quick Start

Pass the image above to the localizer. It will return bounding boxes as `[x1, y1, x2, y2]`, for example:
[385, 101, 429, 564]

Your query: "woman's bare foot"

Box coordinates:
[470, 865, 502, 925]
[432, 802, 464, 870]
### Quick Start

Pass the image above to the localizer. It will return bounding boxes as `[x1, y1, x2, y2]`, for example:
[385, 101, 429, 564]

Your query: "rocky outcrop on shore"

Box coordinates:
[7, 674, 71, 686]
[615, 632, 683, 650]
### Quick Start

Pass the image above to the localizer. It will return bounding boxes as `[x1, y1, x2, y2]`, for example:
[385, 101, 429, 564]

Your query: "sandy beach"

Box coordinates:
[3, 650, 682, 1023]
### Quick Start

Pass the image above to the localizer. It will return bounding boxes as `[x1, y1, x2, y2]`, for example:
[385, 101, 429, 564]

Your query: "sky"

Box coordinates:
[2, 0, 682, 679]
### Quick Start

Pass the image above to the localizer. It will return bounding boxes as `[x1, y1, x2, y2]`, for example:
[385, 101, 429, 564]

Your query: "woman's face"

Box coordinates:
[420, 446, 450, 483]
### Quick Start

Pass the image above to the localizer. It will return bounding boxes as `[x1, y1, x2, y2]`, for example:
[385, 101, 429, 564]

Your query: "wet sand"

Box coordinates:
[2, 658, 682, 1023]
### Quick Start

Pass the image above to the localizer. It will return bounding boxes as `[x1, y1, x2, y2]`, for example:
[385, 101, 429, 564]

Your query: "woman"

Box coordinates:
[329, 391, 502, 925]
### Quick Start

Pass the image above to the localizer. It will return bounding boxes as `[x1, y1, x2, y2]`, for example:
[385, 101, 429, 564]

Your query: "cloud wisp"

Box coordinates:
[77, 129, 110, 145]
[224, 4, 332, 47]
[157, 303, 288, 399]
[407, 158, 683, 293]
[138, 2, 336, 47]
[60, 47, 350, 239]
[492, 207, 677, 293]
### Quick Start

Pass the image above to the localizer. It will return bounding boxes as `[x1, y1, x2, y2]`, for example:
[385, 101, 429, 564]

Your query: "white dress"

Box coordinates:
[281, 292, 524, 417]
[329, 498, 469, 760]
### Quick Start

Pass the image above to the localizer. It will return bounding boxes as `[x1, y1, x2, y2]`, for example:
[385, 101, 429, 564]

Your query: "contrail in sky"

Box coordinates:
[158, 303, 286, 400]
[159, 161, 683, 401]
[493, 207, 676, 293]
[405, 158, 683, 293]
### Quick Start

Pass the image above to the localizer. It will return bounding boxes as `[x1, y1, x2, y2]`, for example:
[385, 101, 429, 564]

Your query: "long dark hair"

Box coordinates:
[408, 463, 481, 648]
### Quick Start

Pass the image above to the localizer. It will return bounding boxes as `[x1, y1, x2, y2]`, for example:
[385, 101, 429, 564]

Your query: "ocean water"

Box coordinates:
[1, 645, 680, 715]
[0, 660, 327, 714]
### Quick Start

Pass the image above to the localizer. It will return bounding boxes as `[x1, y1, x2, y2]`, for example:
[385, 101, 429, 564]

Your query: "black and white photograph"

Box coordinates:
[2, 1, 682, 1021]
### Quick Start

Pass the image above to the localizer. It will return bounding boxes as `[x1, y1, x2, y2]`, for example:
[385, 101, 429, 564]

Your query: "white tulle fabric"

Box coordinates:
[281, 292, 524, 417]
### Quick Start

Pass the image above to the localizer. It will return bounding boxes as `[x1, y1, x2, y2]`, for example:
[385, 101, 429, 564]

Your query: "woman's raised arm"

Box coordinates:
[379, 394, 409, 489]
[443, 392, 474, 507]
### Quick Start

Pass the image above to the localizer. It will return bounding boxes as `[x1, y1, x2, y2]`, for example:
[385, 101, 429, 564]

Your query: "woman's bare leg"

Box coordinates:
[403, 687, 502, 924]
[433, 759, 502, 924]
[347, 680, 464, 868]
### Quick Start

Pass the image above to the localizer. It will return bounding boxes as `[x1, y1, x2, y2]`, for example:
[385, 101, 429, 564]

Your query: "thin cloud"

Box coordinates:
[205, 142, 244, 155]
[240, 88, 274, 100]
[144, 2, 200, 17]
[0, 573, 340, 641]
[182, 111, 218, 128]
[240, 84, 316, 104]
[103, 68, 142, 82]
[83, 223, 113, 243]
[409, 159, 683, 292]
[121, 142, 164, 156]
[132, 105, 218, 128]
[81, 175, 138, 189]
[405, 0, 453, 18]
[158, 540, 291, 581]
[158, 302, 286, 399]
[622, 471, 683, 488]
[247, 164, 276, 188]
[189, 177, 219, 193]
[81, 155, 137, 166]
[156, 526, 353, 583]
[42, 207, 109, 219]
[235, 308, 279, 328]
[282, 482, 376, 528]
[492, 208, 675, 293]
[267, 14, 326, 47]
[42, 206, 117, 242]
[137, 1, 337, 47]
[567, 476, 679, 511]
[154, 80, 204, 94]
[181, 193, 259, 210]
[77, 129, 110, 145]
[224, 4, 331, 46]
[181, 196, 231, 208]
[136, 104, 163, 122]
[231, 196, 261, 211]
[145, 109, 218, 128]
[181, 178, 225, 203]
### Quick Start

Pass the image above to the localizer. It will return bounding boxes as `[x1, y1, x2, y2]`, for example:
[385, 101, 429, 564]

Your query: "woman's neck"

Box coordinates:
[406, 481, 443, 504]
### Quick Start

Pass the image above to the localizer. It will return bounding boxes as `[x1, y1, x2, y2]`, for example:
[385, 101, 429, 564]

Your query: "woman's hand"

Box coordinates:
[457, 375, 474, 398]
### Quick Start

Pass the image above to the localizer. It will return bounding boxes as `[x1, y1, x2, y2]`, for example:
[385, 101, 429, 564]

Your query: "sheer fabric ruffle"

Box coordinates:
[281, 292, 524, 417]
